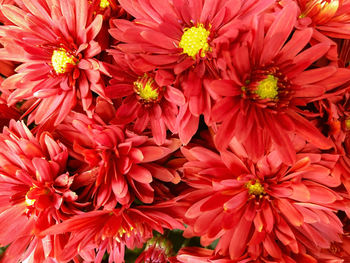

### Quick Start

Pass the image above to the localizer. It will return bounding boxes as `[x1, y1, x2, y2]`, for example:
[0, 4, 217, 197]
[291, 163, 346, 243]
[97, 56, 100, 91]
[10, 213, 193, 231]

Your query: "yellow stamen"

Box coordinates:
[256, 75, 279, 100]
[179, 24, 211, 58]
[100, 0, 110, 9]
[134, 74, 159, 101]
[345, 119, 350, 130]
[25, 194, 35, 206]
[246, 180, 265, 196]
[51, 48, 77, 74]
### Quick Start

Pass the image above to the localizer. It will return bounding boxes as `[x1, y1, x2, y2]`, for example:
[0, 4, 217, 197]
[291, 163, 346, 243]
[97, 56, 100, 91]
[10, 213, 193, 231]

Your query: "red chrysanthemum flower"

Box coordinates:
[135, 236, 173, 263]
[281, 0, 350, 39]
[104, 54, 185, 145]
[0, 0, 108, 125]
[109, 0, 275, 144]
[180, 139, 345, 261]
[0, 120, 82, 263]
[311, 94, 350, 201]
[42, 205, 184, 263]
[209, 2, 350, 164]
[56, 111, 181, 207]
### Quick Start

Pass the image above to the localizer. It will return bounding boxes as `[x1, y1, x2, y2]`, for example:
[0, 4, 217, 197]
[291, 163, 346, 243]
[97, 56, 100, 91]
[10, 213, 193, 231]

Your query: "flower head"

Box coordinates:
[181, 140, 344, 261]
[0, 0, 108, 125]
[136, 236, 173, 263]
[277, 0, 350, 39]
[42, 205, 184, 263]
[105, 57, 185, 145]
[0, 120, 81, 262]
[56, 112, 181, 207]
[210, 3, 350, 164]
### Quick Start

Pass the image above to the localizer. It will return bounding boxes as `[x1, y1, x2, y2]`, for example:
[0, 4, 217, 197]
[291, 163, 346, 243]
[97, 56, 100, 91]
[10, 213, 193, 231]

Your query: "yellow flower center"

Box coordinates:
[179, 24, 211, 58]
[345, 119, 350, 130]
[246, 180, 265, 196]
[100, 0, 110, 9]
[134, 75, 159, 102]
[25, 194, 35, 206]
[256, 75, 279, 100]
[51, 48, 77, 74]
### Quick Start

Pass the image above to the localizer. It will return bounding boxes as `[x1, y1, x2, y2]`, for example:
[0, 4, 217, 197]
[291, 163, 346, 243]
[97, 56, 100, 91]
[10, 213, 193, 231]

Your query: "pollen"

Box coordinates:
[51, 48, 77, 74]
[134, 74, 159, 102]
[345, 119, 350, 130]
[246, 180, 265, 196]
[256, 74, 279, 100]
[179, 24, 211, 58]
[100, 0, 110, 9]
[25, 194, 35, 206]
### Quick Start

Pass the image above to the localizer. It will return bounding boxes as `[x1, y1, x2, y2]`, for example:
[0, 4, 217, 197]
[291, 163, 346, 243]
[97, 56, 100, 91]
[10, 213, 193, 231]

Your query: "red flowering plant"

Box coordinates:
[1, 0, 350, 262]
[0, 120, 85, 262]
[104, 52, 185, 145]
[0, 0, 109, 126]
[209, 2, 350, 164]
[281, 0, 350, 39]
[55, 110, 181, 207]
[41, 203, 184, 263]
[180, 135, 346, 262]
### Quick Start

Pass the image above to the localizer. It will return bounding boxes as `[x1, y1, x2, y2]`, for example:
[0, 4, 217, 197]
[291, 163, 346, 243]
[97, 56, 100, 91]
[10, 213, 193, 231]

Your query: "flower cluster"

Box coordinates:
[1, 0, 350, 262]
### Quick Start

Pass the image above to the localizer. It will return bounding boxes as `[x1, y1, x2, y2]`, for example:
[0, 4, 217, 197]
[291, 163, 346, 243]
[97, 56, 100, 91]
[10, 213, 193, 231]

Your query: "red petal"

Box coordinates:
[128, 164, 152, 184]
[276, 199, 303, 226]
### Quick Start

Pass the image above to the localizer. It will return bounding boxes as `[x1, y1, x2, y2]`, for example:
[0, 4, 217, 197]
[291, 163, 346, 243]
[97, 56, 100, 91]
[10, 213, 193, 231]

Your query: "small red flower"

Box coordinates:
[0, 120, 81, 262]
[209, 2, 350, 164]
[291, 0, 350, 39]
[56, 111, 181, 207]
[0, 0, 108, 125]
[181, 139, 344, 261]
[105, 55, 185, 145]
[136, 236, 173, 263]
[42, 205, 184, 263]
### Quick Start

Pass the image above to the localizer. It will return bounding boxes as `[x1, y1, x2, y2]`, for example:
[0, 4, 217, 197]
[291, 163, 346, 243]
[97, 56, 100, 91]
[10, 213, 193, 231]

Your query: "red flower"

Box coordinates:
[105, 55, 185, 145]
[56, 111, 181, 207]
[136, 236, 173, 263]
[180, 139, 344, 261]
[0, 120, 81, 262]
[111, 0, 274, 70]
[42, 205, 184, 263]
[0, 0, 108, 125]
[209, 2, 350, 164]
[288, 0, 350, 39]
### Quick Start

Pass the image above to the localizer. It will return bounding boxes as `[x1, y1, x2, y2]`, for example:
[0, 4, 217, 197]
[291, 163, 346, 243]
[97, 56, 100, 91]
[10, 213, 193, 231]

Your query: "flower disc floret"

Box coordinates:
[100, 0, 110, 9]
[134, 74, 159, 102]
[51, 48, 77, 74]
[25, 193, 35, 207]
[246, 180, 265, 196]
[179, 24, 211, 58]
[255, 74, 279, 99]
